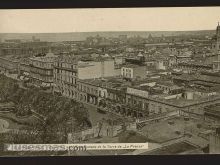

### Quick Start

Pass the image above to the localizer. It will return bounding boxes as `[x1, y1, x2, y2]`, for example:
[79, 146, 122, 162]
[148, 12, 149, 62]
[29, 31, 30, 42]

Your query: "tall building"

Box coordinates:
[53, 57, 116, 99]
[53, 57, 78, 99]
[28, 51, 58, 88]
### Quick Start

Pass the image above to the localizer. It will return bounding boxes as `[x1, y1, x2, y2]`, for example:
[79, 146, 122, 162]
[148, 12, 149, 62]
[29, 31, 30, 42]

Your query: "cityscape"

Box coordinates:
[0, 8, 220, 156]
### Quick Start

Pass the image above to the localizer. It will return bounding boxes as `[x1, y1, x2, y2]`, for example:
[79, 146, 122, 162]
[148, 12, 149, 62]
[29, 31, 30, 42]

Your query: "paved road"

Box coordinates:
[0, 118, 9, 133]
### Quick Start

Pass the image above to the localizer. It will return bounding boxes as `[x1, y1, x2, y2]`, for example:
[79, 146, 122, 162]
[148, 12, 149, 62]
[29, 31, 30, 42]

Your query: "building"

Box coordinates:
[211, 22, 220, 54]
[74, 71, 220, 120]
[0, 41, 50, 56]
[53, 57, 117, 99]
[155, 59, 168, 70]
[157, 81, 184, 95]
[213, 54, 220, 71]
[0, 57, 19, 74]
[204, 103, 220, 123]
[77, 79, 101, 106]
[53, 57, 78, 99]
[176, 55, 192, 64]
[176, 62, 213, 73]
[121, 64, 146, 80]
[28, 51, 57, 88]
[19, 58, 31, 76]
[209, 128, 220, 154]
[77, 59, 116, 80]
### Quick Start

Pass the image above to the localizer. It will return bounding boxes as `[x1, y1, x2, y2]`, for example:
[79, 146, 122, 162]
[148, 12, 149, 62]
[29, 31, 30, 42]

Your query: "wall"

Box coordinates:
[78, 60, 115, 79]
[127, 87, 149, 98]
[121, 67, 133, 79]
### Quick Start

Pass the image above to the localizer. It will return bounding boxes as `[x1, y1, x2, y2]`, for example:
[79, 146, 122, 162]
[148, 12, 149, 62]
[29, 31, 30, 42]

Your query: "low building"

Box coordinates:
[176, 55, 192, 64]
[209, 128, 220, 154]
[76, 79, 99, 105]
[204, 103, 220, 123]
[155, 59, 168, 70]
[177, 62, 213, 73]
[157, 81, 184, 95]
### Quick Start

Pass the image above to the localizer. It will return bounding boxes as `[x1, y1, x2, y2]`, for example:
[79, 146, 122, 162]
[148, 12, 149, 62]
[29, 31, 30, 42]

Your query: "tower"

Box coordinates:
[216, 22, 220, 52]
[212, 23, 220, 71]
[212, 22, 220, 53]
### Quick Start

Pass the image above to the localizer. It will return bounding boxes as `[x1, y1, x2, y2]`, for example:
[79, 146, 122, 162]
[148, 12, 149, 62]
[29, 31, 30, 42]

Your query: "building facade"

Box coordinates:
[78, 59, 116, 80]
[28, 52, 57, 88]
[121, 64, 146, 79]
[0, 57, 19, 74]
[53, 58, 78, 99]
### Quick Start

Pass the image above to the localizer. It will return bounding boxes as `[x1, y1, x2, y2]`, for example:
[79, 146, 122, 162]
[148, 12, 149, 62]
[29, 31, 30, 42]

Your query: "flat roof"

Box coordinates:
[121, 63, 146, 68]
[205, 103, 220, 112]
[78, 77, 127, 90]
[29, 56, 57, 62]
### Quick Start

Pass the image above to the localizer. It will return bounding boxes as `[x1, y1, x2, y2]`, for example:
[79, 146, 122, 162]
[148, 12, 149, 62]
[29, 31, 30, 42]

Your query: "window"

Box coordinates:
[159, 107, 162, 113]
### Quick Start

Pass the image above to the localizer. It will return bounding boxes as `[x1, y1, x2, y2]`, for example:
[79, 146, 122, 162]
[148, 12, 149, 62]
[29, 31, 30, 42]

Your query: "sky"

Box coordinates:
[0, 7, 220, 33]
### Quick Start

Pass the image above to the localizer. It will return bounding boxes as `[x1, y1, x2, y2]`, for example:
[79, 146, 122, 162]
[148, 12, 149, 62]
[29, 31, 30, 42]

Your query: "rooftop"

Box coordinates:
[121, 63, 146, 68]
[79, 77, 128, 90]
[204, 103, 220, 112]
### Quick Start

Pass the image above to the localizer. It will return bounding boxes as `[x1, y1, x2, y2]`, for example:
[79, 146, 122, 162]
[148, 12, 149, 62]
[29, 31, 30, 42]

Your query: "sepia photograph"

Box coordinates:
[0, 7, 220, 156]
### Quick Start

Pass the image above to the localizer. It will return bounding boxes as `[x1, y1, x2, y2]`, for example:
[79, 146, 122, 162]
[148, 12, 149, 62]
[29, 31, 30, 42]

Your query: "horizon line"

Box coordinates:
[0, 29, 216, 34]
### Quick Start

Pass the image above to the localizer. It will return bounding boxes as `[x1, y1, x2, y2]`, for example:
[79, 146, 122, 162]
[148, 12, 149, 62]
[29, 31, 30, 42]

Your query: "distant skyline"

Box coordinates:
[0, 7, 220, 33]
